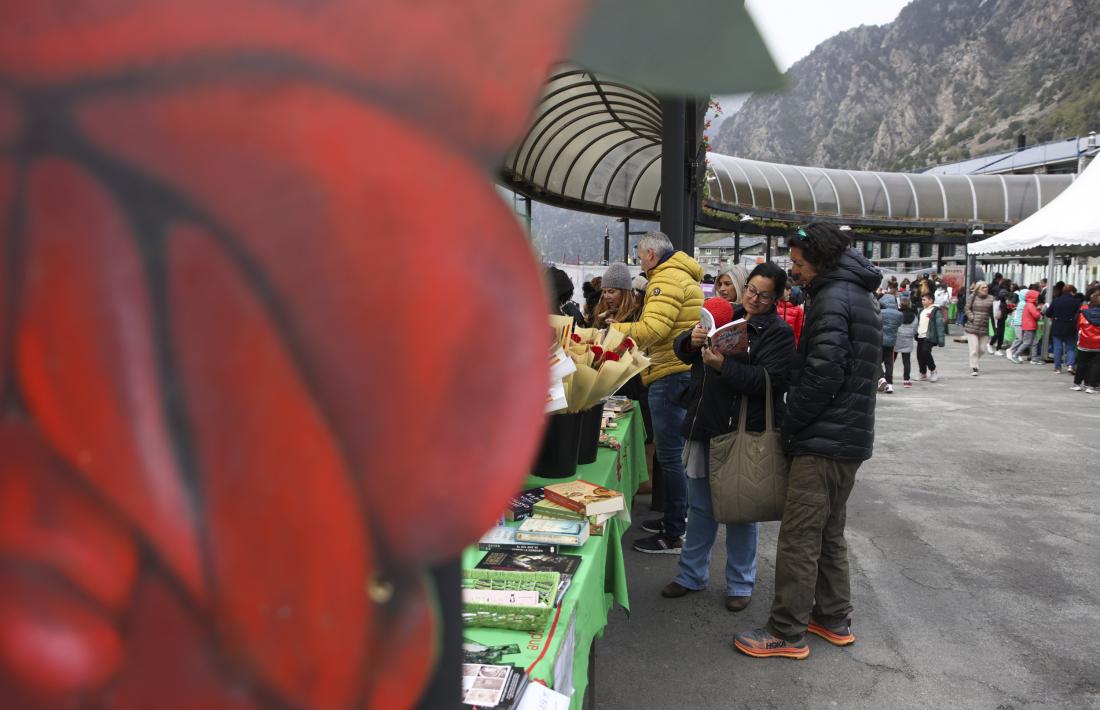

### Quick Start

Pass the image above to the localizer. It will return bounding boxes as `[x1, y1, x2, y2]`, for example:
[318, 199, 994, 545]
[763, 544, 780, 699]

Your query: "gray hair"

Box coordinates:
[636, 230, 674, 258]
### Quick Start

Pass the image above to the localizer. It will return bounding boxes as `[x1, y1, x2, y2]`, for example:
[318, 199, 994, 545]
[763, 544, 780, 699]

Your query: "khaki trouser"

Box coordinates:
[768, 455, 861, 640]
[966, 332, 990, 369]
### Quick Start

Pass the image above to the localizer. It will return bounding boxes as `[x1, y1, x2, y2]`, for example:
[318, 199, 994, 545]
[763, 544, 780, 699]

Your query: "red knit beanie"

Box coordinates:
[702, 296, 734, 328]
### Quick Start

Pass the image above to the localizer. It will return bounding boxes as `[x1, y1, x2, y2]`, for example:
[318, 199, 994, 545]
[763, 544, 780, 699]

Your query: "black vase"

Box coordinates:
[531, 412, 585, 478]
[576, 406, 604, 465]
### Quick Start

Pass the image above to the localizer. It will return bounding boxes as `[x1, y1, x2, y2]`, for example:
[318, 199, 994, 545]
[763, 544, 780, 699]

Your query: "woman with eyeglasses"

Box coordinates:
[660, 262, 795, 614]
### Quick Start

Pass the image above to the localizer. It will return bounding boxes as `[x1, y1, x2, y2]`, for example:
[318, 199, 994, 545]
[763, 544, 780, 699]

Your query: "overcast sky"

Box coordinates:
[711, 0, 912, 124]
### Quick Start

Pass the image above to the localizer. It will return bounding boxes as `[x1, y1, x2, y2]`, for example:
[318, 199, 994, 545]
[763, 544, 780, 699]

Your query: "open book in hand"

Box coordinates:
[699, 306, 749, 358]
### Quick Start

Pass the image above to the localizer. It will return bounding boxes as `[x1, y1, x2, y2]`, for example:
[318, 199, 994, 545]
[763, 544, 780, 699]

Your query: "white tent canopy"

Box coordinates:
[970, 157, 1100, 256]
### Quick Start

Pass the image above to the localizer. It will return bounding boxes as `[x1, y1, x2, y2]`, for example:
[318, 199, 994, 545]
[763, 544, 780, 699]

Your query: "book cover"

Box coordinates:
[532, 498, 585, 521]
[709, 318, 749, 357]
[478, 526, 559, 554]
[476, 552, 581, 608]
[543, 479, 624, 517]
[462, 663, 517, 707]
[476, 551, 582, 578]
[514, 517, 589, 547]
[505, 487, 544, 522]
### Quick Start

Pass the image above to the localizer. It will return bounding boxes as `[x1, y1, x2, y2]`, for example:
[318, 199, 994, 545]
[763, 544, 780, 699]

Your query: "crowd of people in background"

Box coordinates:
[865, 271, 1100, 393]
[541, 226, 1097, 664]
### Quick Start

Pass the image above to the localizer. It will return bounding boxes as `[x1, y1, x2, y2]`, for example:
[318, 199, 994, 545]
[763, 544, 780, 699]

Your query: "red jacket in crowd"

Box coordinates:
[1021, 290, 1043, 331]
[776, 299, 805, 346]
[1078, 306, 1100, 350]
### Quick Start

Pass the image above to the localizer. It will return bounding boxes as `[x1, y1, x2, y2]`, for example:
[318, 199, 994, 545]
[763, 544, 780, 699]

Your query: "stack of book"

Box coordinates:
[462, 663, 529, 709]
[538, 479, 624, 536]
[531, 498, 613, 537]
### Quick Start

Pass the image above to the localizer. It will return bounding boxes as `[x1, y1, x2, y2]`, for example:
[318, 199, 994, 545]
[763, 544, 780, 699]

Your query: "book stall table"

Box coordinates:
[462, 408, 647, 709]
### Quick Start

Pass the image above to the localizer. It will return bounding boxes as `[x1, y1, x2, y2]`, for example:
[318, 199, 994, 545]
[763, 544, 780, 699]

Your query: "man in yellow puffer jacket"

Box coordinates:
[613, 231, 703, 554]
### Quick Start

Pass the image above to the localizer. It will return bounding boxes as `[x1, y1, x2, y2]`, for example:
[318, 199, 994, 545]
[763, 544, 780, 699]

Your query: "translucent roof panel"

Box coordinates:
[504, 66, 663, 218]
[502, 69, 1077, 227]
[705, 154, 1074, 229]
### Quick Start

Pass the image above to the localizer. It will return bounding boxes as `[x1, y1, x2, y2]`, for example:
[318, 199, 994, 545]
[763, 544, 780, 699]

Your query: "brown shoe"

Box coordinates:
[661, 581, 697, 598]
[725, 595, 751, 612]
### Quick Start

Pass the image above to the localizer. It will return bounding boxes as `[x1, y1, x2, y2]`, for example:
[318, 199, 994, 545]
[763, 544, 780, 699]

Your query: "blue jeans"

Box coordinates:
[648, 372, 690, 538]
[1052, 335, 1077, 370]
[676, 469, 758, 596]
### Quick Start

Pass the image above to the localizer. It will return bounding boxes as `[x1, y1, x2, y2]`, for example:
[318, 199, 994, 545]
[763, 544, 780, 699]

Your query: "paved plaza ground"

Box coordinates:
[595, 336, 1100, 709]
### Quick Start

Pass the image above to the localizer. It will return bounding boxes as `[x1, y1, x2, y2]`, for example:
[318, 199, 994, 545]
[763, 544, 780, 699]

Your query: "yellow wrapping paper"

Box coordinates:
[566, 364, 598, 413]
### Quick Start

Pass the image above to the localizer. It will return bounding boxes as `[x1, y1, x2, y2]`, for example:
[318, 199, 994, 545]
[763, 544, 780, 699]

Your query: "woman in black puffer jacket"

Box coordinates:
[661, 263, 795, 612]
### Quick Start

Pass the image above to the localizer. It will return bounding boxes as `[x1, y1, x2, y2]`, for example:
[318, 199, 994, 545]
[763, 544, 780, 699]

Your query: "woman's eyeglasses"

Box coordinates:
[744, 283, 775, 303]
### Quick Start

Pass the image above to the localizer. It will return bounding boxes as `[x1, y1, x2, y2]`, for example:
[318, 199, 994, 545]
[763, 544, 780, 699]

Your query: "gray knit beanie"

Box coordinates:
[602, 262, 633, 291]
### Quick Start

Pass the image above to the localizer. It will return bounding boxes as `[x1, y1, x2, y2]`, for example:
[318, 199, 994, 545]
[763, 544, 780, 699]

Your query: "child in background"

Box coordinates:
[894, 294, 917, 388]
[1008, 288, 1043, 364]
[878, 294, 902, 394]
[915, 292, 944, 382]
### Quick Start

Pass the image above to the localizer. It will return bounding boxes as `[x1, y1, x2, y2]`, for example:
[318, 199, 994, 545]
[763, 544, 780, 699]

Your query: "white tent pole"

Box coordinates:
[1042, 245, 1056, 361]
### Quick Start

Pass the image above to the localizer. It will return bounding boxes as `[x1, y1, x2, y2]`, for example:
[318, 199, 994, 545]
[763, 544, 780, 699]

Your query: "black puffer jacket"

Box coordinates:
[673, 307, 795, 441]
[783, 249, 883, 462]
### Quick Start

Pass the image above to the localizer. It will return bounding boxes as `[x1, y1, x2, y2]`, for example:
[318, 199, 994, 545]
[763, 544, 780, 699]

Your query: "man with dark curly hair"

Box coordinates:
[734, 222, 882, 660]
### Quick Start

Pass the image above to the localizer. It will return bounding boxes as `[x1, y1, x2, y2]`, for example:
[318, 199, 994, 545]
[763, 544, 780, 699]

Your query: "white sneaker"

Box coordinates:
[1087, 388, 1098, 395]
[986, 344, 995, 354]
[971, 368, 979, 376]
[884, 384, 894, 394]
[995, 350, 1005, 357]
[1009, 355, 1022, 364]
[877, 377, 887, 392]
[1070, 385, 1083, 391]
[930, 370, 939, 382]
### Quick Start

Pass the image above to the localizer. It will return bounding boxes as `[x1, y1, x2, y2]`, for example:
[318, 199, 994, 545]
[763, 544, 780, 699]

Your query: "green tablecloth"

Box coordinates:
[463, 408, 646, 709]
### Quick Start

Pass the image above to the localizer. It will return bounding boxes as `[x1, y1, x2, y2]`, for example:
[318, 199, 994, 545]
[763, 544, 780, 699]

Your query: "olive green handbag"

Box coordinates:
[708, 372, 790, 523]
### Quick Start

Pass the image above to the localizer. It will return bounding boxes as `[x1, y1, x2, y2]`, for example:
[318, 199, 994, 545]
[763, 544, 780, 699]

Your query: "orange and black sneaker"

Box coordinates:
[807, 618, 856, 646]
[732, 628, 809, 660]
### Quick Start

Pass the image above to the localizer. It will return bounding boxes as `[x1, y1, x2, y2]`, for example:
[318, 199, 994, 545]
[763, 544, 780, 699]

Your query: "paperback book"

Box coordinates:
[542, 479, 624, 517]
[505, 487, 545, 522]
[462, 663, 527, 708]
[479, 525, 559, 554]
[476, 551, 582, 608]
[699, 306, 749, 358]
[514, 517, 589, 547]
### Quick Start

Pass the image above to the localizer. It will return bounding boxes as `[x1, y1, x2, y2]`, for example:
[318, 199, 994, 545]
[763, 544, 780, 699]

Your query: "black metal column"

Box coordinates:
[660, 98, 705, 255]
[622, 218, 630, 264]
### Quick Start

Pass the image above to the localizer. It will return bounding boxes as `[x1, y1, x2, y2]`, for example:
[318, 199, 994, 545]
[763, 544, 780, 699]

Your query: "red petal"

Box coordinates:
[0, 421, 138, 612]
[0, 155, 14, 391]
[0, 566, 122, 695]
[17, 159, 205, 600]
[0, 1, 586, 160]
[169, 223, 369, 709]
[79, 88, 550, 564]
[102, 575, 257, 710]
[363, 575, 438, 708]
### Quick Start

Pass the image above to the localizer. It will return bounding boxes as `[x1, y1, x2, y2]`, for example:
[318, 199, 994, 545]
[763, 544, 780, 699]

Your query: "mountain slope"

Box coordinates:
[713, 0, 1100, 171]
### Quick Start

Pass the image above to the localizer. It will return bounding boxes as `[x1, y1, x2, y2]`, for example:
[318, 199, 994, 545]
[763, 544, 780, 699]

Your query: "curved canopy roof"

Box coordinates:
[503, 69, 1078, 230]
[705, 154, 1075, 230]
[503, 66, 664, 219]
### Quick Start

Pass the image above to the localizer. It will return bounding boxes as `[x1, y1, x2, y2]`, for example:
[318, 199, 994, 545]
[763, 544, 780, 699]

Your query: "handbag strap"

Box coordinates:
[736, 369, 775, 434]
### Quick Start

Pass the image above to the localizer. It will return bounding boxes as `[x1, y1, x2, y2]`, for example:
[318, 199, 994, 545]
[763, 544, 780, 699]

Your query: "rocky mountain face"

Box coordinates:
[713, 0, 1100, 171]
